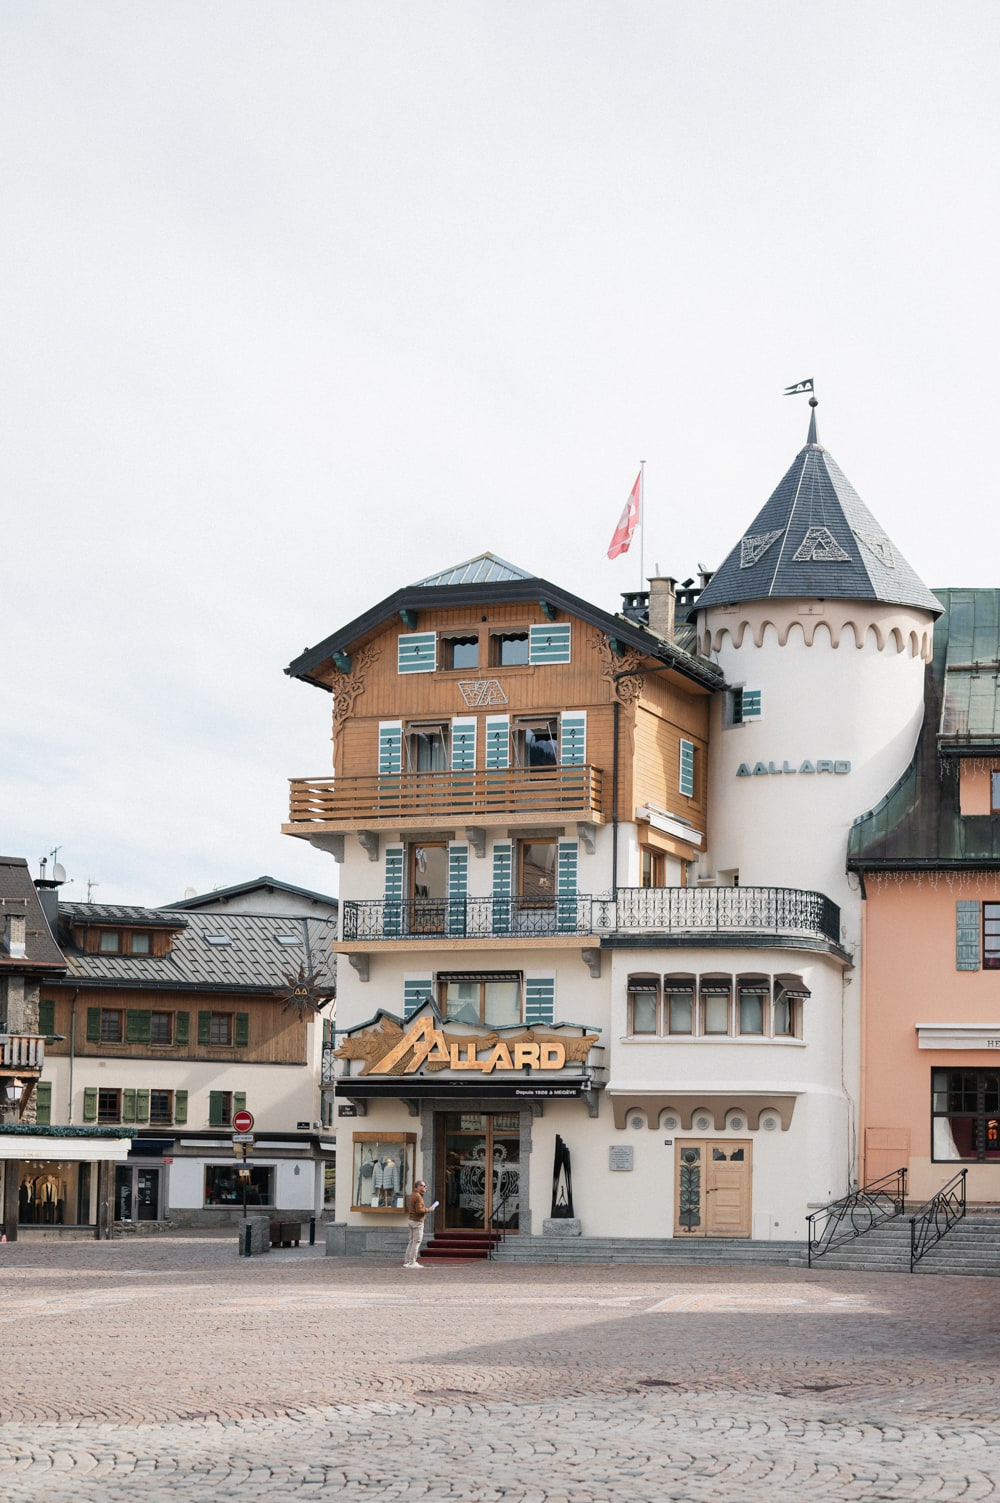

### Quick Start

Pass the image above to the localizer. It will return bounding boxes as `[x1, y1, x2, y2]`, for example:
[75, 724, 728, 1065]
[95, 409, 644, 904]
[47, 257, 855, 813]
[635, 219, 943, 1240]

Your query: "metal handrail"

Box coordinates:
[487, 1191, 518, 1259]
[806, 1168, 907, 1267]
[910, 1168, 967, 1272]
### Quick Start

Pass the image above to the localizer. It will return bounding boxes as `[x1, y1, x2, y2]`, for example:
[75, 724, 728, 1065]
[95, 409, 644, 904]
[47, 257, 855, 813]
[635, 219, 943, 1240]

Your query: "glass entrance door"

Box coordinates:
[440, 1113, 520, 1232]
[114, 1165, 162, 1223]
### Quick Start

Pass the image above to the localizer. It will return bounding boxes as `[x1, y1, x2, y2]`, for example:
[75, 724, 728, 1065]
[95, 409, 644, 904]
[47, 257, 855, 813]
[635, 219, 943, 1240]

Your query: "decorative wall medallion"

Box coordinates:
[590, 630, 645, 705]
[663, 1115, 679, 1130]
[629, 1116, 644, 1131]
[792, 527, 850, 563]
[740, 530, 784, 568]
[761, 1116, 778, 1131]
[729, 1117, 745, 1131]
[853, 529, 895, 567]
[695, 1114, 711, 1131]
[457, 678, 509, 707]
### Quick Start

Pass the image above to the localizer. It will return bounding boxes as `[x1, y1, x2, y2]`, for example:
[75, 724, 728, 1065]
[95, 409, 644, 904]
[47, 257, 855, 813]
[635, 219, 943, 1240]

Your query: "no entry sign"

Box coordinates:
[233, 1109, 254, 1133]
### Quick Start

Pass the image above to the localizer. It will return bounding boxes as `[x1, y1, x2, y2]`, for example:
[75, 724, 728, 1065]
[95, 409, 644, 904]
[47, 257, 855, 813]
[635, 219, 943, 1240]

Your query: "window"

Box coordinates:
[981, 900, 1000, 961]
[700, 979, 731, 1035]
[738, 980, 768, 1035]
[205, 933, 232, 947]
[665, 978, 694, 1035]
[726, 687, 762, 726]
[130, 932, 151, 955]
[149, 1090, 173, 1126]
[209, 1013, 232, 1046]
[98, 932, 121, 954]
[932, 1069, 1000, 1162]
[441, 633, 479, 670]
[100, 1009, 123, 1043]
[405, 721, 449, 772]
[514, 716, 558, 768]
[641, 848, 665, 888]
[440, 973, 521, 1026]
[491, 630, 529, 666]
[150, 1011, 173, 1045]
[204, 1164, 273, 1207]
[275, 934, 302, 947]
[98, 1088, 121, 1124]
[992, 772, 1000, 812]
[628, 978, 659, 1035]
[519, 840, 556, 905]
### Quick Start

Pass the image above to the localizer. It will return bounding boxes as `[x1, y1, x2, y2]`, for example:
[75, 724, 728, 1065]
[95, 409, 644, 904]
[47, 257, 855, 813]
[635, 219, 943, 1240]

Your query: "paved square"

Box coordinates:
[1, 1236, 999, 1501]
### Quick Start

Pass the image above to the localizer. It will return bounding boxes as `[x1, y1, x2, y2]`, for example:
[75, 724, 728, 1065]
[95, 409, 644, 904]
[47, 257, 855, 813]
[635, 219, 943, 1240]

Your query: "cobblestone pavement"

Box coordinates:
[1, 1237, 999, 1502]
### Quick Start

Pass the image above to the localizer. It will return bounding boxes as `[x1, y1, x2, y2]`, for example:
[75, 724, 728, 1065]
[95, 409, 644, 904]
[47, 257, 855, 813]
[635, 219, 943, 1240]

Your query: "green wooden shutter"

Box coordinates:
[492, 842, 513, 935]
[176, 1011, 190, 1045]
[34, 1081, 52, 1126]
[742, 689, 762, 718]
[529, 623, 571, 664]
[957, 901, 981, 970]
[209, 1091, 225, 1127]
[197, 1011, 212, 1046]
[122, 1088, 137, 1124]
[485, 716, 510, 770]
[235, 1013, 250, 1047]
[378, 720, 403, 775]
[525, 976, 555, 1026]
[403, 975, 433, 1020]
[557, 839, 579, 932]
[679, 739, 695, 798]
[560, 712, 587, 765]
[451, 718, 477, 771]
[174, 1089, 188, 1125]
[83, 1087, 98, 1123]
[447, 844, 469, 937]
[38, 998, 55, 1036]
[397, 631, 437, 673]
[126, 1010, 151, 1044]
[135, 1090, 150, 1124]
[234, 1092, 247, 1117]
[86, 1008, 101, 1043]
[384, 846, 404, 937]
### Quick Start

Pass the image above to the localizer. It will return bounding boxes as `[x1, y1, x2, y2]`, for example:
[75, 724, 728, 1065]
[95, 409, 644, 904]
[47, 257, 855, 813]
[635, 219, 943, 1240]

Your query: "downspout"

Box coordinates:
[68, 988, 79, 1123]
[611, 699, 620, 894]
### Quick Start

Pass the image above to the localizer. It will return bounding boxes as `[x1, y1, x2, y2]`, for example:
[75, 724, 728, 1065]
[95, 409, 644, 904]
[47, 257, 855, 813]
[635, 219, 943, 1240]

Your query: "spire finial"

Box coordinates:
[807, 395, 819, 447]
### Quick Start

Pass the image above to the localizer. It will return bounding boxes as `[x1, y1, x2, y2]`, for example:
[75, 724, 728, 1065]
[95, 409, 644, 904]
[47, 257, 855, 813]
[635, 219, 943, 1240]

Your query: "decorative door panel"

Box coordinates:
[675, 1140, 752, 1238]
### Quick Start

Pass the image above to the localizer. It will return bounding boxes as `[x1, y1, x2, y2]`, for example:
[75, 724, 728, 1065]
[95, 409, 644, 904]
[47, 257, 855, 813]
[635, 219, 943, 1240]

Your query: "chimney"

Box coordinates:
[3, 904, 27, 960]
[647, 576, 677, 641]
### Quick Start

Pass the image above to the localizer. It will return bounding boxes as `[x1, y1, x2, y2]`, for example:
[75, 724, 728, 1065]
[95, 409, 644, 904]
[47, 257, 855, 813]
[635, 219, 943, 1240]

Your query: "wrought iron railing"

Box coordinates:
[0, 1034, 46, 1072]
[341, 886, 842, 946]
[288, 765, 603, 825]
[806, 1168, 907, 1267]
[487, 1191, 519, 1258]
[615, 886, 842, 946]
[910, 1168, 967, 1272]
[342, 894, 599, 941]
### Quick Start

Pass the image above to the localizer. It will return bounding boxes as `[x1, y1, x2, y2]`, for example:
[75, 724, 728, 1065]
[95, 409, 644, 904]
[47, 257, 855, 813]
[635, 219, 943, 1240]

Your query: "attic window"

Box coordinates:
[98, 932, 121, 954]
[205, 934, 232, 947]
[276, 935, 302, 946]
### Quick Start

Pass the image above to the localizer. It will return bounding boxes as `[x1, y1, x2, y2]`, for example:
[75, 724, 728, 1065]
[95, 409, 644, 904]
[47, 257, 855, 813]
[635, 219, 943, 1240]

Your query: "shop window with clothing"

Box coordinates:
[204, 1163, 273, 1207]
[932, 1069, 1000, 1162]
[350, 1133, 416, 1212]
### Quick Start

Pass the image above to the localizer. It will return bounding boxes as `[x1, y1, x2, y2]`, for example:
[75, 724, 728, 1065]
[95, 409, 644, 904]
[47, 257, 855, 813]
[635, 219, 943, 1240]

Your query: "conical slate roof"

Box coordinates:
[695, 408, 941, 616]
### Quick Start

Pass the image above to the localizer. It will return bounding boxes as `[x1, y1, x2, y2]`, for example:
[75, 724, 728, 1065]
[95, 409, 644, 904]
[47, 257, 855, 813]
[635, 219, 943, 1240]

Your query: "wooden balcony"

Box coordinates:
[0, 1034, 45, 1074]
[285, 765, 604, 833]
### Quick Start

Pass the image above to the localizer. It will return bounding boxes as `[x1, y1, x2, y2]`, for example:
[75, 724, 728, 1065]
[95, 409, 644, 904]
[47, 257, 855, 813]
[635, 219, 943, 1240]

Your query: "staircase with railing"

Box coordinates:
[806, 1168, 907, 1268]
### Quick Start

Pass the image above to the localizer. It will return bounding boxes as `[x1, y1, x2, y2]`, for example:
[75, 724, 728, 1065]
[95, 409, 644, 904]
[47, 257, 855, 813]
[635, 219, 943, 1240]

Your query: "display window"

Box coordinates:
[351, 1132, 416, 1212]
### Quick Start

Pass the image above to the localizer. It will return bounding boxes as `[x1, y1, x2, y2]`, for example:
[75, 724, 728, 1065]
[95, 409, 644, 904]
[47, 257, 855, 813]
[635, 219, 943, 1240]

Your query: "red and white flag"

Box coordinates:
[607, 472, 641, 559]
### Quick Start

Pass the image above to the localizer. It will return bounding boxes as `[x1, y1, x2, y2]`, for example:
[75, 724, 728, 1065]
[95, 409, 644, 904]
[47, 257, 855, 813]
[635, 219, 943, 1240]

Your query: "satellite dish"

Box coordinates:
[52, 863, 67, 884]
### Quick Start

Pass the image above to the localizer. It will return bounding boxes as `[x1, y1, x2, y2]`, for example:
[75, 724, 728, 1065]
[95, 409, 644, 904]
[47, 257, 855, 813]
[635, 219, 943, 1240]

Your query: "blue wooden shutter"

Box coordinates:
[384, 847, 404, 937]
[398, 632, 437, 674]
[447, 844, 469, 937]
[557, 839, 579, 932]
[957, 901, 981, 971]
[492, 842, 512, 935]
[525, 976, 555, 1025]
[679, 739, 695, 798]
[485, 716, 510, 770]
[451, 718, 477, 771]
[742, 689, 762, 719]
[560, 712, 587, 765]
[529, 623, 571, 664]
[378, 721, 403, 775]
[403, 975, 434, 1019]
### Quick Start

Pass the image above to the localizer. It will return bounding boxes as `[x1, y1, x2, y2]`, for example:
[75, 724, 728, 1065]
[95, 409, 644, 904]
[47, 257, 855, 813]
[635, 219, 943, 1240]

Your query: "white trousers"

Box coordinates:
[404, 1219, 425, 1264]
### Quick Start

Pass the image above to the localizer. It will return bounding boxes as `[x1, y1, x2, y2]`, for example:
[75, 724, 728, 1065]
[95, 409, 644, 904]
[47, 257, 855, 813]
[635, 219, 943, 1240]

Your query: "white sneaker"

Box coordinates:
[410, 1261, 424, 1267]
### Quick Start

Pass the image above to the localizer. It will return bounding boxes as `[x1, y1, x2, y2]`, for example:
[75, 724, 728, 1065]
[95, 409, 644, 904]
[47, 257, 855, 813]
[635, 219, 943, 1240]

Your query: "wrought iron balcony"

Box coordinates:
[611, 886, 842, 946]
[340, 886, 841, 947]
[342, 895, 599, 942]
[287, 765, 604, 829]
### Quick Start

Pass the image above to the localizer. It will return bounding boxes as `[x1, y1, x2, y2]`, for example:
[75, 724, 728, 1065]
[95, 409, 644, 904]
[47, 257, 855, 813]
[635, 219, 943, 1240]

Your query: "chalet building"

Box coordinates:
[849, 589, 1000, 1205]
[0, 855, 132, 1240]
[38, 881, 337, 1228]
[283, 406, 940, 1256]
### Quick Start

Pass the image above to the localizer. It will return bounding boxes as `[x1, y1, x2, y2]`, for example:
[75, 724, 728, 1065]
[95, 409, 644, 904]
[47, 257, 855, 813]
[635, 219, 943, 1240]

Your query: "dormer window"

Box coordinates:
[131, 933, 151, 955]
[98, 932, 121, 954]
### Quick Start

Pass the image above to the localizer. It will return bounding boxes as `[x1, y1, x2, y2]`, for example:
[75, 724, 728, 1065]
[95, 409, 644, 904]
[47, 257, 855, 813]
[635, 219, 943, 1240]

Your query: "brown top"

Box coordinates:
[405, 1189, 427, 1220]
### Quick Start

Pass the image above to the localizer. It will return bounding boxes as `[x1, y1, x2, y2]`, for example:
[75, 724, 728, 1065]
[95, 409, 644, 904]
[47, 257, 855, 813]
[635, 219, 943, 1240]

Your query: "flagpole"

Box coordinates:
[639, 459, 645, 593]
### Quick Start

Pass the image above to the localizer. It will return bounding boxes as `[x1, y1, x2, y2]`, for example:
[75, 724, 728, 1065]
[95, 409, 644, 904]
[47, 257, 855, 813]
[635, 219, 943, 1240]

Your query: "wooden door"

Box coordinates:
[675, 1140, 752, 1238]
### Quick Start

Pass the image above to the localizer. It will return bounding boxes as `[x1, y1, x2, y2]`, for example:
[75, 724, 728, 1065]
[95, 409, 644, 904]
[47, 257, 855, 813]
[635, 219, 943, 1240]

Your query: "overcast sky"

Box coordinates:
[3, 2, 998, 907]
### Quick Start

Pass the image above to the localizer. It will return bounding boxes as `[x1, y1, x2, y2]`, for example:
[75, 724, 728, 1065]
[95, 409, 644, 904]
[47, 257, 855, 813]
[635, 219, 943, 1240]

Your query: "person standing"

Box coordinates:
[403, 1180, 435, 1267]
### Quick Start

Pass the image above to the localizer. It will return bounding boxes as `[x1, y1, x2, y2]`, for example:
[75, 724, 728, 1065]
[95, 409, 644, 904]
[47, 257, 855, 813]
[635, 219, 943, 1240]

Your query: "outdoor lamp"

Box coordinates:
[4, 1079, 24, 1105]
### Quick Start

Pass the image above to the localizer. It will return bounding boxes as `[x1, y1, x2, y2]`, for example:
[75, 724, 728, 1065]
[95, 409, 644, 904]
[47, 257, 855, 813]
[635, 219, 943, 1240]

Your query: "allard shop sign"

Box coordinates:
[335, 1015, 598, 1078]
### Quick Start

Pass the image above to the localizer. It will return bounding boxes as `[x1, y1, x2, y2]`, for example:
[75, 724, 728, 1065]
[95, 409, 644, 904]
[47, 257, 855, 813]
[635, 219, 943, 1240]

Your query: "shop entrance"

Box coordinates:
[438, 1112, 520, 1233]
[674, 1140, 752, 1237]
[114, 1165, 162, 1223]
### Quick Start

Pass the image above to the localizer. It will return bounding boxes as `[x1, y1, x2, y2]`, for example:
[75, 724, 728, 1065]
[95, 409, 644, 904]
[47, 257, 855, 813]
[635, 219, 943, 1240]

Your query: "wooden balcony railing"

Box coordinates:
[341, 886, 842, 947]
[288, 765, 604, 827]
[0, 1034, 46, 1073]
